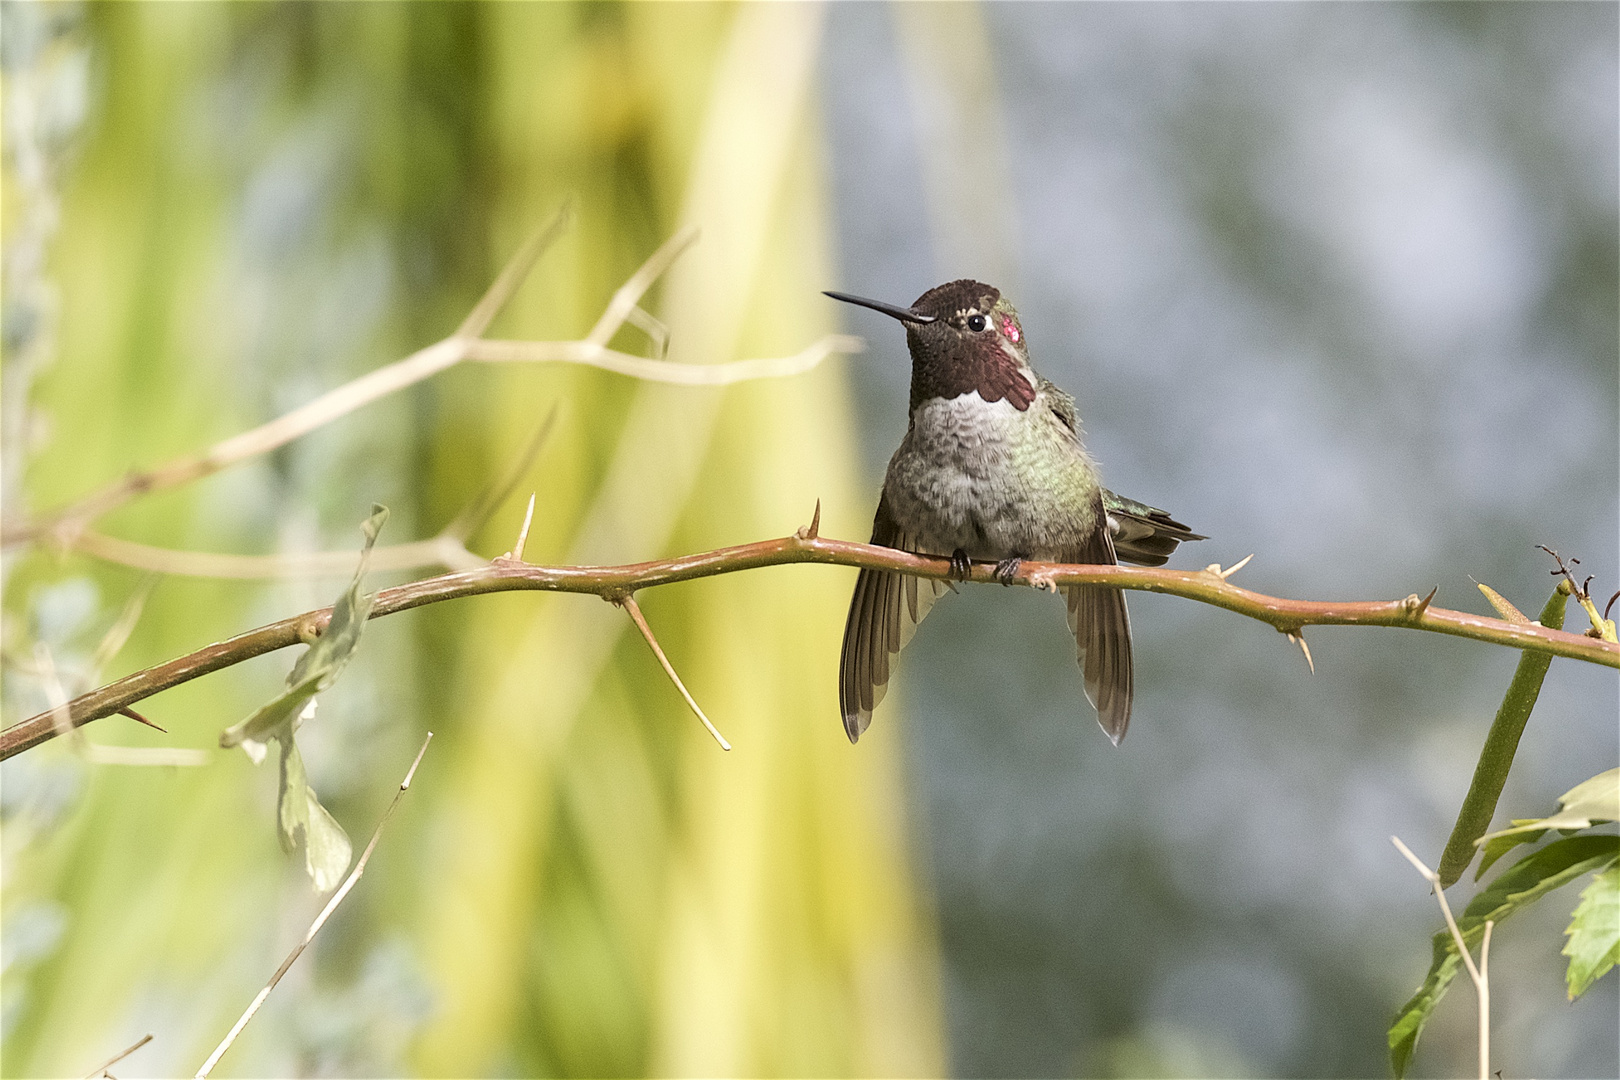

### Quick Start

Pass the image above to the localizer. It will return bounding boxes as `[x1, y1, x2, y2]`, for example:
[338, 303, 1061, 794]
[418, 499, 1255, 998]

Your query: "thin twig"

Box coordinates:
[617, 594, 730, 750]
[89, 576, 156, 675]
[195, 732, 433, 1079]
[1392, 836, 1490, 1079]
[81, 1032, 152, 1079]
[5, 535, 1616, 760]
[1478, 919, 1493, 1080]
[68, 530, 483, 579]
[444, 408, 558, 543]
[583, 226, 698, 347]
[461, 331, 861, 385]
[455, 202, 574, 339]
[67, 411, 561, 580]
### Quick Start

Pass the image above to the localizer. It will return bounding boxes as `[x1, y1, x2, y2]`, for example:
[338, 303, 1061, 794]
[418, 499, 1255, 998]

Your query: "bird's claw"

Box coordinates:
[993, 557, 1022, 586]
[949, 548, 973, 581]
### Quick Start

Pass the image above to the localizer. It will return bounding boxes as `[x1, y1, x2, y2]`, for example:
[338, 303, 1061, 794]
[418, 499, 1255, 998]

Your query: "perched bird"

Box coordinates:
[827, 280, 1203, 745]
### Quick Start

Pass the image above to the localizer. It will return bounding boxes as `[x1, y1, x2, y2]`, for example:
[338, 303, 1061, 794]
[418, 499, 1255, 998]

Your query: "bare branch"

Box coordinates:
[584, 226, 698, 347]
[66, 530, 482, 579]
[2, 212, 852, 550]
[462, 332, 862, 385]
[455, 203, 574, 339]
[63, 410, 560, 580]
[617, 593, 730, 751]
[89, 576, 156, 676]
[1392, 836, 1491, 1079]
[444, 408, 558, 543]
[82, 1032, 153, 1079]
[195, 732, 433, 1079]
[5, 535, 1615, 760]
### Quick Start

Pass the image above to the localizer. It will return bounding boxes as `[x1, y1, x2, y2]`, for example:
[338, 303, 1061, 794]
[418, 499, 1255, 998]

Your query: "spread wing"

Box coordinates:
[839, 495, 950, 742]
[1066, 500, 1135, 743]
[1102, 489, 1206, 567]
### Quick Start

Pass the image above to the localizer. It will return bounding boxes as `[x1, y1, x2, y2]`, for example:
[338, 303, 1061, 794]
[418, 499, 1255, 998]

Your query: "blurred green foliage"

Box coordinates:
[2, 4, 942, 1076]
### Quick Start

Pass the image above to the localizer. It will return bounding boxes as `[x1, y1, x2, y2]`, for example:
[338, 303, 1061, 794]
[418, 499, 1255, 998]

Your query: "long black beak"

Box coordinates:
[823, 290, 935, 324]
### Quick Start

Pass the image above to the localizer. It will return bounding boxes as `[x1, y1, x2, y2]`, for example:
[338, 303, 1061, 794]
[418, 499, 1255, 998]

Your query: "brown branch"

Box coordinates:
[4, 535, 1614, 761]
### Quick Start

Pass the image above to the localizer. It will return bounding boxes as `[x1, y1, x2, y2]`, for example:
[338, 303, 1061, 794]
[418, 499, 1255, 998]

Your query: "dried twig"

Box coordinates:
[5, 535, 1615, 760]
[1392, 836, 1493, 1080]
[195, 732, 433, 1079]
[4, 210, 858, 551]
[81, 1032, 153, 1079]
[617, 593, 730, 750]
[64, 410, 562, 580]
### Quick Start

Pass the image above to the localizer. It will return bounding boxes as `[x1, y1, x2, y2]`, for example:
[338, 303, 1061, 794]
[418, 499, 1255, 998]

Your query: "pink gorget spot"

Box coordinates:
[1001, 315, 1020, 343]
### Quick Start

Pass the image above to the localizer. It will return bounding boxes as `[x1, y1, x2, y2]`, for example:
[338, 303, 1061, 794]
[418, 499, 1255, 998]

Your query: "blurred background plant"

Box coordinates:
[1, 3, 1615, 1078]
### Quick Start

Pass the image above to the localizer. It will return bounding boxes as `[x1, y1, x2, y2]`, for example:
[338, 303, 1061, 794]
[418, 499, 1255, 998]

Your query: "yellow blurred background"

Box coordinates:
[3, 4, 942, 1075]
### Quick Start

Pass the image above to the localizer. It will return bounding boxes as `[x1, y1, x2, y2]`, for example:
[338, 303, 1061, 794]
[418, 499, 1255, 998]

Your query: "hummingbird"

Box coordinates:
[827, 280, 1203, 745]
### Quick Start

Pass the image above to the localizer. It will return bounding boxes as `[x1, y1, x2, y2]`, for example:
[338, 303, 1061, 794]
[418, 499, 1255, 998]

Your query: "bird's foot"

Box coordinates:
[993, 556, 1023, 586]
[949, 548, 973, 581]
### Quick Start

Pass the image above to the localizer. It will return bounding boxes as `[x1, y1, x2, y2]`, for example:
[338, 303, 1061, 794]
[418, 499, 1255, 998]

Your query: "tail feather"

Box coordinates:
[1065, 517, 1135, 743]
[839, 497, 947, 741]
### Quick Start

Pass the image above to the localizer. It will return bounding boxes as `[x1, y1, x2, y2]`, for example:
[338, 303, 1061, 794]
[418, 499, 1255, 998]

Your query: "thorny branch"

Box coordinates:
[3, 534, 1614, 761]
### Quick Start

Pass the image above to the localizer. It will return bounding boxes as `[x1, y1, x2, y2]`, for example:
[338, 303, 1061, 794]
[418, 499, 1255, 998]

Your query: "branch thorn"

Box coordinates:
[1403, 586, 1438, 622]
[1285, 630, 1315, 674]
[505, 493, 537, 564]
[1205, 553, 1254, 581]
[117, 706, 166, 734]
[616, 594, 731, 751]
[796, 498, 822, 541]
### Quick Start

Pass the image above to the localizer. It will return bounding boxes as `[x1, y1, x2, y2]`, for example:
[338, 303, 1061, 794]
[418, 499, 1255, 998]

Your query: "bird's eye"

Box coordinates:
[966, 314, 987, 332]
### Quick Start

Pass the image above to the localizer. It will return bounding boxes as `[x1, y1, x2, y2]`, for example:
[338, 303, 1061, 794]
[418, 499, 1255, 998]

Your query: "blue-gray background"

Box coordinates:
[823, 4, 1618, 1077]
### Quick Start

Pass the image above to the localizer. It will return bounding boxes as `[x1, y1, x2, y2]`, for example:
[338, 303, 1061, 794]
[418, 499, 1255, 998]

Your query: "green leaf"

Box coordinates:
[1478, 768, 1619, 845]
[274, 734, 352, 891]
[219, 505, 388, 750]
[302, 784, 353, 894]
[1476, 582, 1530, 624]
[1474, 821, 1548, 881]
[1389, 834, 1620, 1078]
[277, 733, 310, 854]
[220, 506, 384, 891]
[1564, 863, 1620, 999]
